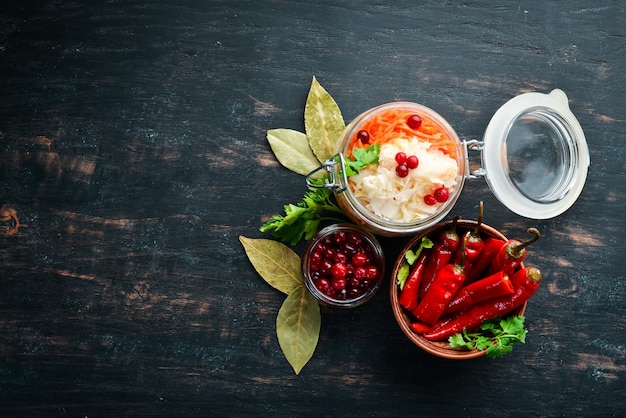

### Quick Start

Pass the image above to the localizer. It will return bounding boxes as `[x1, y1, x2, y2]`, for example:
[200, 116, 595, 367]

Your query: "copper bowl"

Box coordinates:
[389, 219, 527, 359]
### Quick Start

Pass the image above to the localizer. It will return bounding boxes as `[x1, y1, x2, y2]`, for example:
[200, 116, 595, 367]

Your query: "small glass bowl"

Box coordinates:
[302, 224, 385, 308]
[389, 219, 527, 359]
[331, 102, 467, 237]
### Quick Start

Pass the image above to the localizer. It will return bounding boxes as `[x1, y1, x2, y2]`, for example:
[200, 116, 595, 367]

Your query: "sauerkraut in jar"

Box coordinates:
[345, 106, 460, 223]
[322, 102, 466, 237]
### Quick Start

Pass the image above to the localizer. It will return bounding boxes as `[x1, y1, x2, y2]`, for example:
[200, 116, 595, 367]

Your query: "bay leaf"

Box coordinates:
[267, 128, 321, 175]
[239, 236, 303, 295]
[276, 285, 321, 375]
[304, 76, 345, 162]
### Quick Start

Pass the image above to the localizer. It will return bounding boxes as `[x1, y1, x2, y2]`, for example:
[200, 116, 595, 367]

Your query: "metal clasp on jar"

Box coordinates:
[305, 153, 349, 193]
[464, 139, 487, 180]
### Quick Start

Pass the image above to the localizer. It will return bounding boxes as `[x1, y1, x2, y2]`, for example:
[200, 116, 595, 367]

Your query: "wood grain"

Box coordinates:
[1, 1, 625, 416]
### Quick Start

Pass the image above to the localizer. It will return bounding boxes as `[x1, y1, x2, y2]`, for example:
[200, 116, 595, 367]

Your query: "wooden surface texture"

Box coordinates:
[1, 1, 625, 416]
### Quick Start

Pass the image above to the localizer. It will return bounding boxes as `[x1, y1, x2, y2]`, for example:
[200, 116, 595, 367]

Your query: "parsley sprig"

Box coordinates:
[449, 315, 528, 358]
[343, 144, 380, 176]
[261, 144, 380, 246]
[260, 178, 345, 246]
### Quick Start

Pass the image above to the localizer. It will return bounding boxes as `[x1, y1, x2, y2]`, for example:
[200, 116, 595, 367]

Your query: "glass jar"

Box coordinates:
[302, 224, 385, 308]
[306, 90, 589, 236]
[307, 102, 467, 236]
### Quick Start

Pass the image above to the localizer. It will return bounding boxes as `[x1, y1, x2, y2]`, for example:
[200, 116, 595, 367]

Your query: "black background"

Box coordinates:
[1, 1, 624, 417]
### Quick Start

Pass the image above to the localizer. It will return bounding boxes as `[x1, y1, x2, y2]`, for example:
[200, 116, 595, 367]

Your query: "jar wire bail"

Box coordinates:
[464, 139, 486, 180]
[305, 153, 349, 193]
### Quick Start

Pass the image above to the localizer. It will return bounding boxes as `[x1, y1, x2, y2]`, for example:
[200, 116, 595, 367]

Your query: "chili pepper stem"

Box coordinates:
[509, 227, 541, 258]
[459, 232, 468, 269]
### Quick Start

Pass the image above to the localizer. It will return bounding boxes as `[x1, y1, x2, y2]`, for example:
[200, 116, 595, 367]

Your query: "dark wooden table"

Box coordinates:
[1, 1, 624, 416]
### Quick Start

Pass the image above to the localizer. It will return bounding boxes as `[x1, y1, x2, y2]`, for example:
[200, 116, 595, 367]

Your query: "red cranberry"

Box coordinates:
[345, 262, 354, 276]
[366, 266, 379, 280]
[347, 233, 363, 247]
[407, 114, 423, 130]
[320, 260, 333, 275]
[331, 262, 348, 280]
[321, 236, 333, 247]
[396, 164, 409, 178]
[352, 252, 368, 267]
[406, 155, 419, 169]
[333, 252, 348, 264]
[349, 277, 360, 288]
[334, 231, 347, 245]
[423, 194, 437, 206]
[354, 267, 368, 280]
[434, 187, 450, 202]
[310, 250, 322, 265]
[357, 130, 370, 144]
[343, 243, 357, 256]
[316, 278, 330, 292]
[395, 152, 407, 165]
[331, 277, 347, 291]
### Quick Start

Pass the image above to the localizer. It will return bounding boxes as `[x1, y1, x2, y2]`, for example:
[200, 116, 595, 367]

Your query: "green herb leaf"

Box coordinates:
[267, 129, 322, 175]
[486, 343, 513, 358]
[499, 315, 526, 339]
[304, 76, 345, 162]
[448, 315, 528, 358]
[260, 178, 345, 246]
[276, 285, 321, 374]
[397, 237, 434, 288]
[239, 236, 303, 295]
[396, 263, 410, 290]
[404, 237, 434, 266]
[404, 251, 419, 266]
[343, 144, 380, 176]
[475, 335, 493, 351]
[448, 333, 467, 349]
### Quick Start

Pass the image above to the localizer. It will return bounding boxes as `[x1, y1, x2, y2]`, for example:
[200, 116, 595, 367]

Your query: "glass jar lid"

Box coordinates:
[480, 89, 589, 219]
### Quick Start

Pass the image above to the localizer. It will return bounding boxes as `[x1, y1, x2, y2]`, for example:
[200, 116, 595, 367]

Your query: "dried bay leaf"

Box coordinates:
[267, 128, 321, 175]
[239, 236, 303, 295]
[276, 285, 321, 374]
[304, 76, 345, 162]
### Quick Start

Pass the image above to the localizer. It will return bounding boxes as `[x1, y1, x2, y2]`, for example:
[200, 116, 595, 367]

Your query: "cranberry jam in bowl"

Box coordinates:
[302, 224, 385, 308]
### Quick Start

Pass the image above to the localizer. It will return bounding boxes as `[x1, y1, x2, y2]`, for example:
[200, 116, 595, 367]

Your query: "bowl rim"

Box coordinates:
[389, 218, 527, 359]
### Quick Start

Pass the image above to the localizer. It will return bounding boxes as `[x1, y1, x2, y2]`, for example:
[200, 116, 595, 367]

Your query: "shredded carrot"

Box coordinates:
[347, 107, 457, 159]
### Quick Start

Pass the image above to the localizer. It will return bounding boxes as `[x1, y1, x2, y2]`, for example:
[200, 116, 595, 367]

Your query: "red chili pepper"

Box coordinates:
[454, 229, 484, 282]
[453, 202, 485, 280]
[409, 321, 432, 335]
[465, 237, 506, 283]
[491, 228, 541, 275]
[398, 251, 429, 312]
[412, 263, 465, 324]
[418, 218, 460, 299]
[423, 266, 542, 341]
[443, 270, 514, 315]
